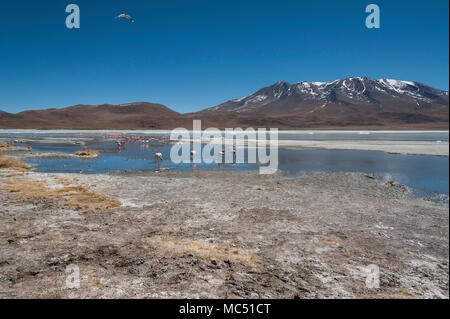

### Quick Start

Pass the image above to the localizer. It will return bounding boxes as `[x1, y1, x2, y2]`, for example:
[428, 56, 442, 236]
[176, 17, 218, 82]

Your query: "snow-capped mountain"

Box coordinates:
[204, 77, 449, 115]
[0, 78, 447, 129]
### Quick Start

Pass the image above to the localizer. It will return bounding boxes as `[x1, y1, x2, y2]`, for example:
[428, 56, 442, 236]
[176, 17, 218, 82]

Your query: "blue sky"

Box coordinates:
[0, 0, 448, 113]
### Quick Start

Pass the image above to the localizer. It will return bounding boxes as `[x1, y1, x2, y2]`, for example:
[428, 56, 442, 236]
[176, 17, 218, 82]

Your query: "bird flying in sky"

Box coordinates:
[115, 13, 134, 22]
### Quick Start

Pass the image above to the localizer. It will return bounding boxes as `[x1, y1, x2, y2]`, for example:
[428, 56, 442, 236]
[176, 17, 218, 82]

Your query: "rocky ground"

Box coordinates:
[0, 168, 448, 299]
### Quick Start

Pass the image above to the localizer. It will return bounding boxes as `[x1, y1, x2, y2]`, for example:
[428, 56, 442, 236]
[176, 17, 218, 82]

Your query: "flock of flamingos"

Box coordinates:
[78, 132, 237, 170]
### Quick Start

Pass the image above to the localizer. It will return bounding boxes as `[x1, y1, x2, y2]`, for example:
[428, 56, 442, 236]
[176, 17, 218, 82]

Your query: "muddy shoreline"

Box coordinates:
[0, 168, 448, 299]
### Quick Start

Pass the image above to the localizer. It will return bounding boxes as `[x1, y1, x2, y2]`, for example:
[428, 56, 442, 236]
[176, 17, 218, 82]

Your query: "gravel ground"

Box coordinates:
[0, 169, 448, 299]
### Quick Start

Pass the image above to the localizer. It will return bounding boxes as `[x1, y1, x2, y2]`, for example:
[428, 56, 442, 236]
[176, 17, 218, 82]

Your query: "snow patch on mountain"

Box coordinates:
[205, 77, 448, 113]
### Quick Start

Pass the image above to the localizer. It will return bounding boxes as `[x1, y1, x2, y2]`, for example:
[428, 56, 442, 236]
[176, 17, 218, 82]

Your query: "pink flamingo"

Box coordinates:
[218, 149, 226, 166]
[154, 152, 163, 160]
[190, 150, 197, 168]
[154, 152, 163, 170]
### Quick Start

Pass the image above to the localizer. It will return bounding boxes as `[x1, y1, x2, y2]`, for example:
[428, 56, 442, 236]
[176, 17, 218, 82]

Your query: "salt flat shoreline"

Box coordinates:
[0, 168, 448, 298]
[274, 140, 449, 156]
[181, 138, 450, 156]
[1, 129, 448, 133]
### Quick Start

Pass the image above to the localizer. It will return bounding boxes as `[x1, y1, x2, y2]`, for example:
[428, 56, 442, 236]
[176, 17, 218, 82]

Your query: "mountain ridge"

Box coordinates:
[202, 77, 448, 114]
[0, 78, 448, 130]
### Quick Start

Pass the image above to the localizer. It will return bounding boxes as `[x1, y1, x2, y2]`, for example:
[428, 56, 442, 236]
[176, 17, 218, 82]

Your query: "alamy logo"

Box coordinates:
[169, 120, 279, 174]
[365, 4, 380, 29]
[365, 264, 380, 289]
[65, 4, 80, 29]
[65, 264, 80, 289]
[63, 4, 381, 30]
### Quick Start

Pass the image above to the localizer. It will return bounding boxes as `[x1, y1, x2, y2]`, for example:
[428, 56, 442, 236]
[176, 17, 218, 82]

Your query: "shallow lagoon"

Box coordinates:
[1, 130, 448, 196]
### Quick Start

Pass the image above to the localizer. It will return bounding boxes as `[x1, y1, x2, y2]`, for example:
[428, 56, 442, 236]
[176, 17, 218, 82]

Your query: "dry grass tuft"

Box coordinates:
[146, 235, 259, 266]
[58, 177, 76, 185]
[0, 153, 31, 171]
[74, 150, 99, 157]
[61, 186, 121, 212]
[142, 211, 160, 216]
[5, 172, 25, 177]
[323, 238, 341, 245]
[2, 180, 45, 198]
[0, 143, 29, 151]
[89, 278, 102, 286]
[49, 231, 64, 241]
[2, 179, 121, 212]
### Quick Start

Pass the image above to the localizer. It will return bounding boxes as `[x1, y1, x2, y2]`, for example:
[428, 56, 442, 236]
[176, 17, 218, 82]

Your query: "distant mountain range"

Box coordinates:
[0, 102, 188, 130]
[1, 77, 448, 130]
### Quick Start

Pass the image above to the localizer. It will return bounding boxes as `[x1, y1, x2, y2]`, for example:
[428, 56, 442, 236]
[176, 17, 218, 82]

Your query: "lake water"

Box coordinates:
[1, 130, 448, 196]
